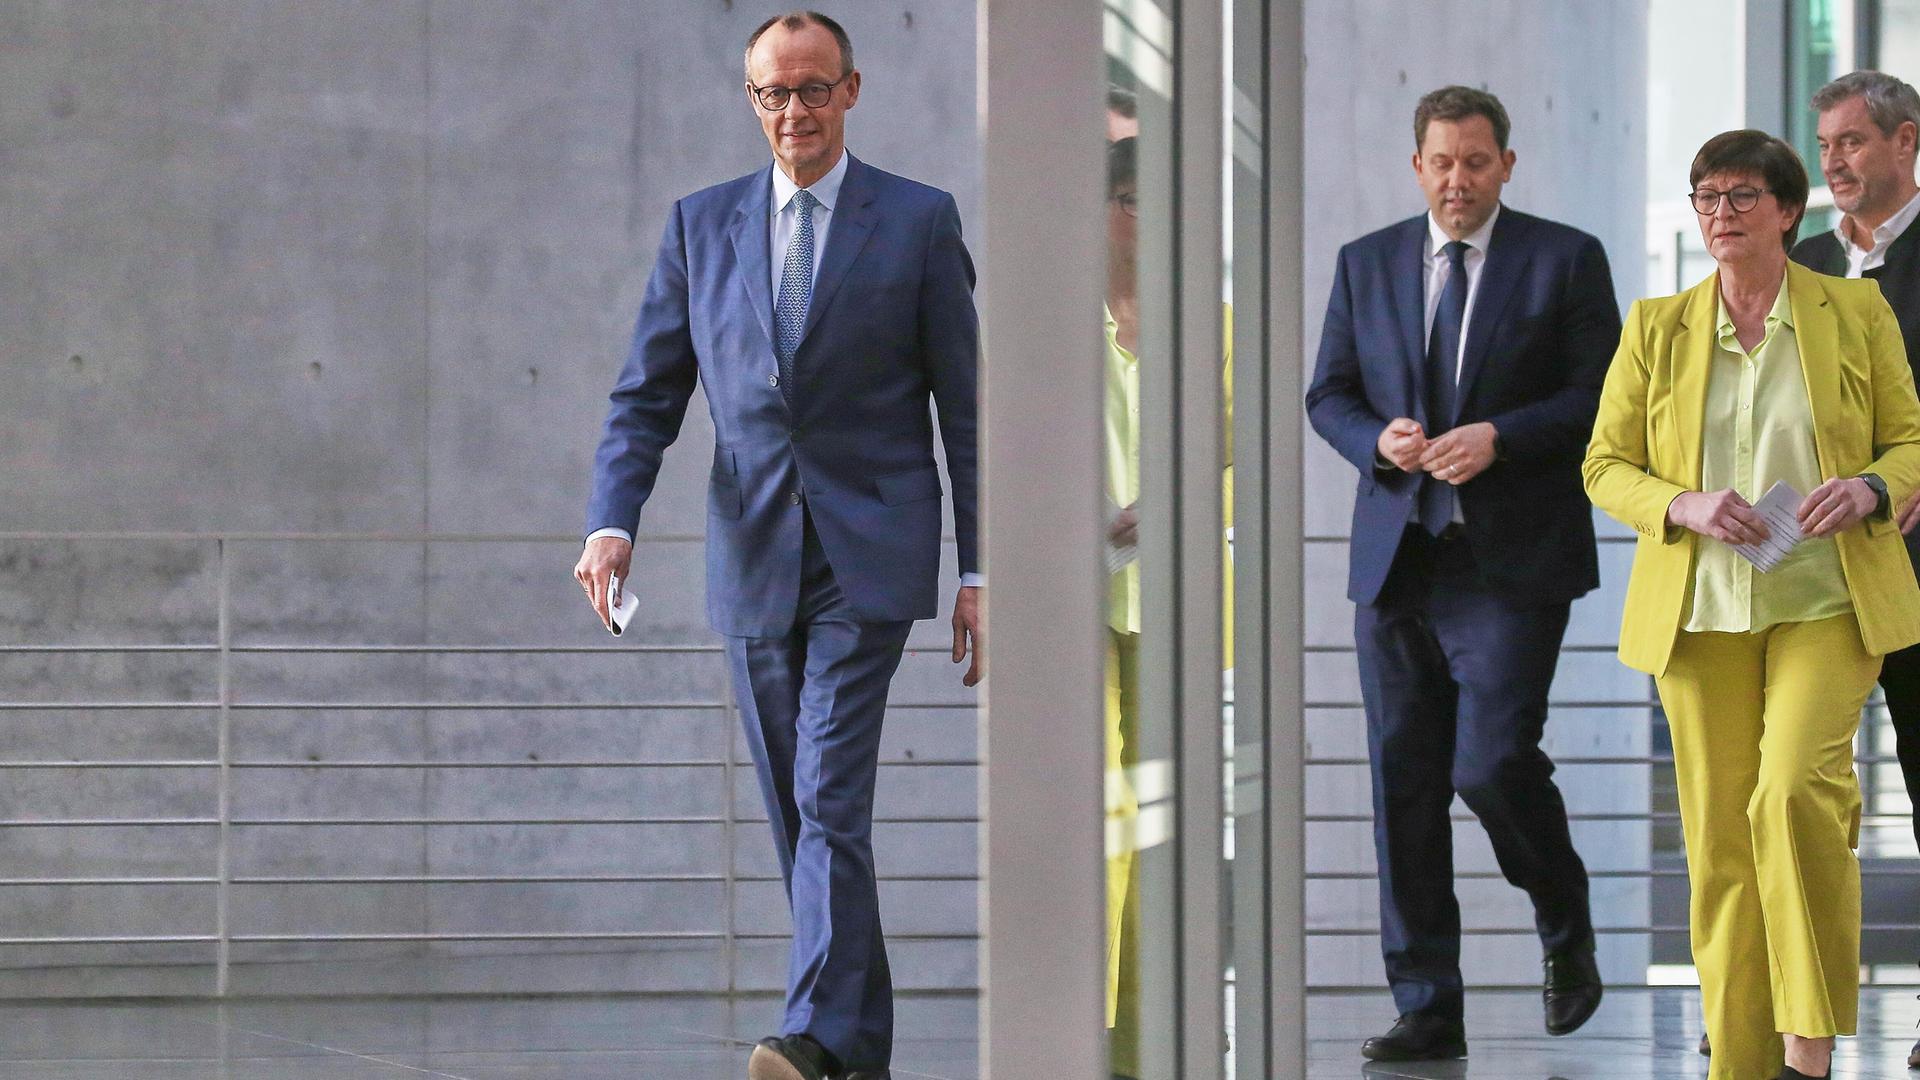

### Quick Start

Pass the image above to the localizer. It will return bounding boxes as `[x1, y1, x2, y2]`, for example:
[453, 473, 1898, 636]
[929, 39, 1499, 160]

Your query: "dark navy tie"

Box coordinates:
[774, 189, 818, 410]
[1418, 240, 1469, 535]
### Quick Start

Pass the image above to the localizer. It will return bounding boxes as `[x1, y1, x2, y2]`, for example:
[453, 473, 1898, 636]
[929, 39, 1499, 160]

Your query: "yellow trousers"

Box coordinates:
[1656, 612, 1876, 1080]
[1105, 630, 1140, 1075]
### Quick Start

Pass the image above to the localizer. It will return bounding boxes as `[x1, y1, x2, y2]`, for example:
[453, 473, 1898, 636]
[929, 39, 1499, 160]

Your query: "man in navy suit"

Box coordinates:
[1305, 86, 1616, 1061]
[574, 12, 981, 1080]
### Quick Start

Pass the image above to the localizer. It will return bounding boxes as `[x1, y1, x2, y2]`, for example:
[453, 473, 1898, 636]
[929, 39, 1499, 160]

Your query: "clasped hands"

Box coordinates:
[1666, 478, 1885, 544]
[1376, 418, 1497, 484]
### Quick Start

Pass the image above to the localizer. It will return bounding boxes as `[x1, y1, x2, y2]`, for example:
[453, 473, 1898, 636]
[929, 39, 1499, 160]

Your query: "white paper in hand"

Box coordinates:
[1731, 480, 1806, 573]
[607, 573, 640, 637]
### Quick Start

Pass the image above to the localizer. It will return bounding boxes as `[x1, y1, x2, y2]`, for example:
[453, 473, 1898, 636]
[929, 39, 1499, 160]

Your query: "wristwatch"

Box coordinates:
[1861, 473, 1890, 516]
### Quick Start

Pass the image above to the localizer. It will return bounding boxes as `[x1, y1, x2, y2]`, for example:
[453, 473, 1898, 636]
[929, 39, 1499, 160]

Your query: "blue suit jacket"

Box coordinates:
[1305, 207, 1619, 606]
[586, 155, 979, 637]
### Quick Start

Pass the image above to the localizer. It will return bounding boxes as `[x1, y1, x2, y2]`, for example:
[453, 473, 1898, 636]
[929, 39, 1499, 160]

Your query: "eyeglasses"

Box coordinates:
[1111, 191, 1138, 218]
[1688, 186, 1771, 214]
[748, 77, 845, 112]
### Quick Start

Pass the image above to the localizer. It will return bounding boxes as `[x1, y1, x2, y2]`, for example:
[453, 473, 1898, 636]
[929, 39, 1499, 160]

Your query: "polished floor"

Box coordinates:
[0, 989, 1910, 1078]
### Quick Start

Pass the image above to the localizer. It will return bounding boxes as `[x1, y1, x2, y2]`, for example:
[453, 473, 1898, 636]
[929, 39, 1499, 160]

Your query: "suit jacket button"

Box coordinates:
[790, 492, 801, 505]
[768, 374, 779, 387]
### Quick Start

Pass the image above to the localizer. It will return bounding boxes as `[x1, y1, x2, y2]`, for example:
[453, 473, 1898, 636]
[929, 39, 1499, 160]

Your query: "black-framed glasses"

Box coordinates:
[748, 77, 845, 112]
[1110, 191, 1139, 218]
[1688, 186, 1771, 214]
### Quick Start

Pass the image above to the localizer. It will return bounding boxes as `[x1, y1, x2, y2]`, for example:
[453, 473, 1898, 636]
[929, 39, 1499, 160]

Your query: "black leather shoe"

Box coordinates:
[845, 1073, 891, 1080]
[1699, 1031, 1710, 1056]
[748, 1035, 836, 1080]
[1542, 946, 1603, 1035]
[1778, 1064, 1830, 1079]
[1360, 1013, 1467, 1061]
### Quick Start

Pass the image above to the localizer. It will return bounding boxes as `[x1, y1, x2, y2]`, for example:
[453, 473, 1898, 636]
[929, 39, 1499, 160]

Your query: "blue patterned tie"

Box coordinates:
[774, 189, 818, 409]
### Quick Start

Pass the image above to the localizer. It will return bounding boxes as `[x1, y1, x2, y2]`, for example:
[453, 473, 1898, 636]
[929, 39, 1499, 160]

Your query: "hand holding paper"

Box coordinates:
[606, 573, 640, 636]
[1729, 481, 1805, 573]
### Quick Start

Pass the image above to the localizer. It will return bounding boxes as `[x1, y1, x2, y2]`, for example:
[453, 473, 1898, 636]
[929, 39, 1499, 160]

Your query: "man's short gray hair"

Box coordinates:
[1812, 70, 1920, 139]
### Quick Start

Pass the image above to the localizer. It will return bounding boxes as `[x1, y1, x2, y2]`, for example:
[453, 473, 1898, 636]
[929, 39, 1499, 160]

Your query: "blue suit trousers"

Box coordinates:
[1355, 525, 1593, 1020]
[726, 511, 911, 1071]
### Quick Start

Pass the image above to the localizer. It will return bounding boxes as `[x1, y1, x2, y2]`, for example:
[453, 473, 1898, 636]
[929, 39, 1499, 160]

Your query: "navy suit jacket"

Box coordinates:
[586, 155, 979, 637]
[1305, 207, 1620, 606]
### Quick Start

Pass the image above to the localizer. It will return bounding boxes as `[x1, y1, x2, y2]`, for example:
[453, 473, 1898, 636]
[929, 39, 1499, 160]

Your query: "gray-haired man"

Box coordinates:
[1789, 69, 1920, 1072]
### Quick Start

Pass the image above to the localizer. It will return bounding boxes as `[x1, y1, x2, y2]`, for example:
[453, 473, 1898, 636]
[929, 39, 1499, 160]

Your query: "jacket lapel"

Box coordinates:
[799, 154, 878, 346]
[1388, 218, 1429, 417]
[1788, 262, 1842, 478]
[1454, 209, 1531, 413]
[727, 165, 777, 349]
[1670, 274, 1718, 490]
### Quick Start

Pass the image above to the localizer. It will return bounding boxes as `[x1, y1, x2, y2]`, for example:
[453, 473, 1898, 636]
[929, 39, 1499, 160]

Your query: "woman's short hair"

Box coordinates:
[1689, 129, 1811, 250]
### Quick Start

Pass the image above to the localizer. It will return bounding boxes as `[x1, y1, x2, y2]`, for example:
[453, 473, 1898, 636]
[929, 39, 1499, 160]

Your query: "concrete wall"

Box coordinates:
[0, 0, 979, 996]
[1299, 0, 1653, 991]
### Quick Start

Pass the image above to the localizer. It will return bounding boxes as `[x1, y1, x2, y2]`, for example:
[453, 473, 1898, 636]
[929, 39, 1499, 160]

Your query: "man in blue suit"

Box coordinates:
[573, 12, 981, 1080]
[1305, 86, 1616, 1061]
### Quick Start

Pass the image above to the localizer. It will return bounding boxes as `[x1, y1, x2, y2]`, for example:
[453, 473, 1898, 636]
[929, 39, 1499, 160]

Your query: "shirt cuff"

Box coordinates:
[960, 572, 985, 588]
[585, 527, 634, 546]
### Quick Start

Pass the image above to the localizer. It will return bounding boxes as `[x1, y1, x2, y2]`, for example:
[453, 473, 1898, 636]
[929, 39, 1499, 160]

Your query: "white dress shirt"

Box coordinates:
[590, 151, 983, 589]
[1837, 189, 1920, 277]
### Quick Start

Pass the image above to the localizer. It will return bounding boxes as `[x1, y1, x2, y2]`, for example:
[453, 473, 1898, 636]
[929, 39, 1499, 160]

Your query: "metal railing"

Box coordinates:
[0, 532, 982, 997]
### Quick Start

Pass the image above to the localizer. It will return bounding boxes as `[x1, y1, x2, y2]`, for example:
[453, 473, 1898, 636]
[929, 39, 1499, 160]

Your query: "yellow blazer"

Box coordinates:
[1583, 261, 1920, 675]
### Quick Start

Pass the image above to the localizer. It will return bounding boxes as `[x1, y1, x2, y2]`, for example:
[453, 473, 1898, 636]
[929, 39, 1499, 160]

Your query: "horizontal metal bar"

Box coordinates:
[1302, 644, 1624, 654]
[0, 759, 979, 770]
[0, 877, 221, 887]
[1306, 754, 1912, 767]
[0, 701, 973, 711]
[1303, 534, 1639, 546]
[0, 819, 220, 828]
[1306, 865, 1920, 880]
[0, 645, 219, 654]
[1306, 811, 1914, 823]
[0, 935, 218, 945]
[0, 872, 983, 887]
[224, 931, 981, 943]
[228, 702, 729, 711]
[1308, 924, 1920, 937]
[0, 531, 957, 544]
[223, 817, 984, 827]
[1307, 700, 1661, 710]
[227, 873, 980, 885]
[0, 703, 217, 711]
[0, 532, 693, 543]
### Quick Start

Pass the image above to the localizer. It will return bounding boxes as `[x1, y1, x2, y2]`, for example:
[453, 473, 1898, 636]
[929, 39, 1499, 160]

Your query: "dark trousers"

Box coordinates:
[1354, 526, 1594, 1020]
[725, 513, 912, 1072]
[1876, 642, 1920, 854]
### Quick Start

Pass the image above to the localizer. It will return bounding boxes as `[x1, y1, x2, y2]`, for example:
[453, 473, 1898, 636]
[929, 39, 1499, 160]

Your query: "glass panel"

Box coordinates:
[1787, 0, 1857, 168]
[1225, 0, 1267, 1073]
[1102, 1, 1180, 1075]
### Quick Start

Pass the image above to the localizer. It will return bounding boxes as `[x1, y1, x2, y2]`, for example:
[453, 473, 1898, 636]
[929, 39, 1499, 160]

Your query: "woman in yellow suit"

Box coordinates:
[1585, 130, 1920, 1080]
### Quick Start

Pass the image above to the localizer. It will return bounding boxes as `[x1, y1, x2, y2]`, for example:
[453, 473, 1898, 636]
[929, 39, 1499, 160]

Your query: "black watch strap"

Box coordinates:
[1862, 473, 1890, 516]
